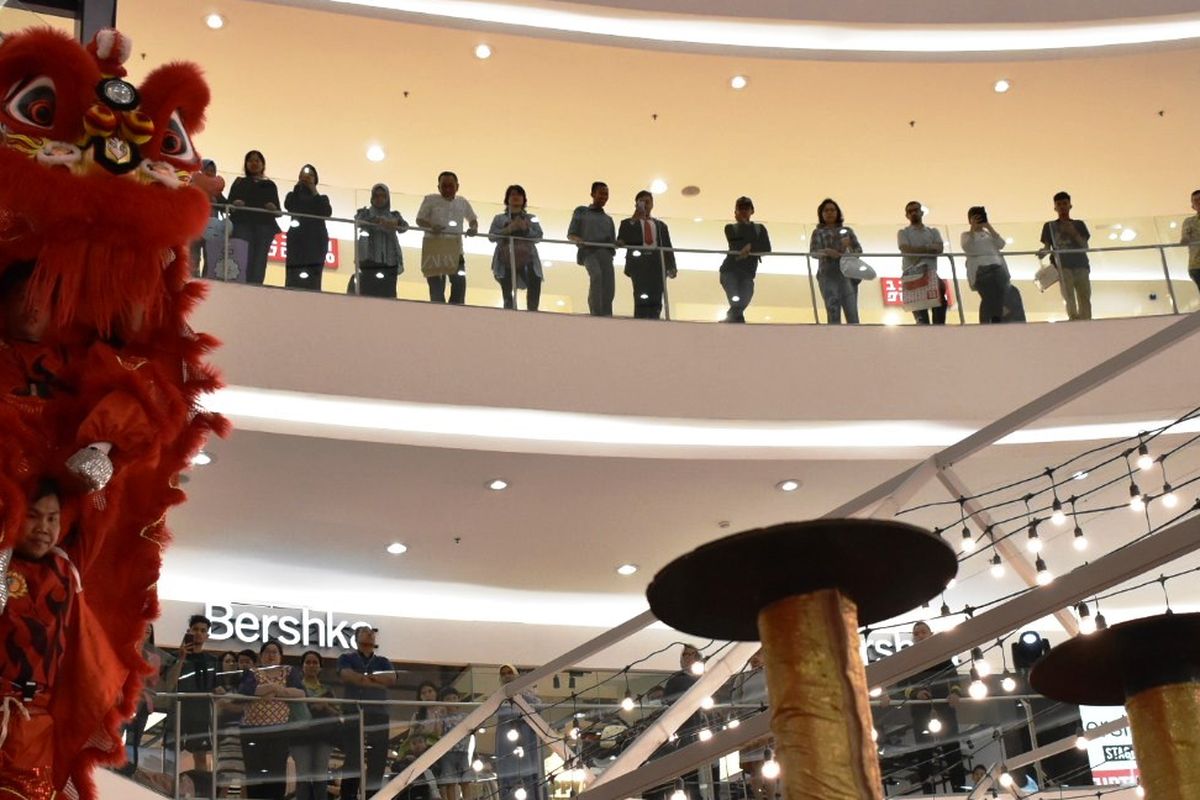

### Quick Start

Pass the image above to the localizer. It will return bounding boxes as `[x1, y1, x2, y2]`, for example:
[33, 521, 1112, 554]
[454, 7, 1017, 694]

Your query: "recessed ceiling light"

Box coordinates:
[730, 75, 748, 90]
[204, 13, 226, 30]
[616, 564, 638, 576]
[487, 478, 508, 491]
[386, 542, 408, 555]
[649, 179, 668, 194]
[681, 185, 701, 197]
[692, 217, 704, 223]
[993, 79, 1011, 93]
[776, 479, 801, 492]
[191, 451, 213, 467]
[475, 43, 493, 59]
[366, 144, 386, 163]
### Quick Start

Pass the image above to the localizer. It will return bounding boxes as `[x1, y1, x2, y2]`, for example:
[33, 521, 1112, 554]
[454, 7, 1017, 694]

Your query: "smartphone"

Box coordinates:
[183, 632, 195, 648]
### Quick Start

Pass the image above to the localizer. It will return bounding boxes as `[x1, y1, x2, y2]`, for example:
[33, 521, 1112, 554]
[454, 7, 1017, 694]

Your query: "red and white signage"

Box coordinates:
[1079, 705, 1139, 786]
[879, 277, 955, 308]
[268, 233, 340, 269]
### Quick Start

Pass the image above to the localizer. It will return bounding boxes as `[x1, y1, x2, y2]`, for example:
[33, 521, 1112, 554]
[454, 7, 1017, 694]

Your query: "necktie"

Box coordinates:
[643, 219, 653, 247]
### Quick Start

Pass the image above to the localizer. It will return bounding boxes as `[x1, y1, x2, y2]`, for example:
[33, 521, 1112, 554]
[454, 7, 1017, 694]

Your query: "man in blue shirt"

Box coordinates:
[338, 627, 396, 800]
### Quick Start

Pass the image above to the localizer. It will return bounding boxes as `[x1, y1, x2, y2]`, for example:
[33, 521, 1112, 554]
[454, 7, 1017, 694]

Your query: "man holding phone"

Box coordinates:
[166, 614, 223, 773]
[618, 190, 677, 320]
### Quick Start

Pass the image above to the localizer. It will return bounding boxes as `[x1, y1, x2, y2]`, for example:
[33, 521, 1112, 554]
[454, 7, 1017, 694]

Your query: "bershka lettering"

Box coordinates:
[206, 602, 373, 650]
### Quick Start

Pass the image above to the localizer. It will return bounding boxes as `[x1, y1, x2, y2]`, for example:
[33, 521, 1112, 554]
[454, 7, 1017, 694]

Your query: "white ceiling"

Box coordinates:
[549, 0, 1200, 24]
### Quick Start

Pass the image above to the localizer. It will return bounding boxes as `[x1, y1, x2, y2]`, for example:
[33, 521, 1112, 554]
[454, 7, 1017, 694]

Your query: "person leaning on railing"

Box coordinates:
[618, 190, 677, 321]
[337, 626, 397, 800]
[809, 198, 863, 325]
[489, 185, 544, 312]
[283, 164, 332, 293]
[417, 171, 478, 305]
[568, 181, 617, 317]
[719, 196, 771, 324]
[290, 650, 339, 800]
[237, 640, 304, 800]
[353, 183, 409, 298]
[1181, 188, 1200, 293]
[1038, 191, 1092, 321]
[226, 149, 282, 286]
[960, 206, 1011, 324]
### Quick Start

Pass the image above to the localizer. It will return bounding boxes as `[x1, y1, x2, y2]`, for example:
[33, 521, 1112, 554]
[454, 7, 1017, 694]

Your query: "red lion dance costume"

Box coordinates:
[0, 27, 227, 799]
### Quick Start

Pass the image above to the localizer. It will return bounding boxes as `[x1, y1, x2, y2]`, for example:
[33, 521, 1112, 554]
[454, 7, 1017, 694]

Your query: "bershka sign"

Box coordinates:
[205, 602, 374, 650]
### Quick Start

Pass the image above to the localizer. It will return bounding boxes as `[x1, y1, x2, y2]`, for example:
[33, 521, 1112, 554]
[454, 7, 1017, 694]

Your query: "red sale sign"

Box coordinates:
[268, 233, 340, 269]
[879, 277, 954, 307]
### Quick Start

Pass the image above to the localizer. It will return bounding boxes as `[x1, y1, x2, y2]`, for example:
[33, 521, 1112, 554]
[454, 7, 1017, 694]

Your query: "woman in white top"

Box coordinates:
[960, 206, 1010, 323]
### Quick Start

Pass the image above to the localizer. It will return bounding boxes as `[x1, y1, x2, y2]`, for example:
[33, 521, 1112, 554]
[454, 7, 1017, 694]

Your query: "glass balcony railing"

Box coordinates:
[191, 180, 1200, 326]
[114, 655, 1127, 800]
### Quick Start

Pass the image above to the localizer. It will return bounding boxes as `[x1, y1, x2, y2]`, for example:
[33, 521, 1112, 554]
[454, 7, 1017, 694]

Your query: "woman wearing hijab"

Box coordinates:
[227, 149, 282, 285]
[188, 159, 227, 278]
[283, 164, 332, 292]
[353, 183, 409, 298]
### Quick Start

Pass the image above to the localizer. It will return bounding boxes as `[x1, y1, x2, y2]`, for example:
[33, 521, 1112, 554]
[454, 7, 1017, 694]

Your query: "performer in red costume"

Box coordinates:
[0, 26, 228, 799]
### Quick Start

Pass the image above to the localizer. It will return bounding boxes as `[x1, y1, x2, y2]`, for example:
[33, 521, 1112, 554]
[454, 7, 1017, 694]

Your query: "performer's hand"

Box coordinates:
[916, 689, 932, 701]
[66, 445, 114, 492]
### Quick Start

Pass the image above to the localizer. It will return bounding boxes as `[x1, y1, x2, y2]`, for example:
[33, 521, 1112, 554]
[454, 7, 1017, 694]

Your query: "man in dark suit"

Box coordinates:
[618, 190, 677, 319]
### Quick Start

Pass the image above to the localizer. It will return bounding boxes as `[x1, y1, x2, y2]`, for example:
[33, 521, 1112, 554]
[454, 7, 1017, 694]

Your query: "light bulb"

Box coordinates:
[1001, 675, 1017, 692]
[927, 715, 943, 734]
[506, 729, 519, 742]
[1075, 734, 1088, 750]
[1073, 527, 1088, 551]
[960, 528, 975, 553]
[698, 728, 713, 741]
[204, 13, 226, 30]
[1051, 499, 1066, 526]
[1130, 482, 1144, 511]
[1137, 443, 1154, 471]
[990, 554, 1005, 578]
[1095, 612, 1108, 631]
[475, 43, 493, 59]
[972, 651, 992, 677]
[869, 686, 883, 698]
[968, 669, 988, 699]
[1035, 557, 1053, 585]
[671, 779, 687, 800]
[730, 75, 748, 90]
[1027, 524, 1042, 553]
[728, 717, 740, 729]
[760, 753, 780, 780]
[621, 692, 635, 712]
[700, 695, 714, 710]
[690, 660, 705, 676]
[1079, 615, 1097, 635]
[1162, 484, 1179, 508]
[472, 759, 484, 772]
[999, 771, 1014, 788]
[514, 789, 527, 800]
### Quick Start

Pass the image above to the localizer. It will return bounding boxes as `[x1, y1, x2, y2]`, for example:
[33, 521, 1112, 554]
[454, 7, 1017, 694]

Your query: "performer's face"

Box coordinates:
[3, 282, 49, 342]
[17, 493, 61, 559]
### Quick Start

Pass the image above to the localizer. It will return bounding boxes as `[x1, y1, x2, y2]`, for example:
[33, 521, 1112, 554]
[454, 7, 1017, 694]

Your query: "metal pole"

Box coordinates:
[1157, 244, 1181, 314]
[358, 701, 368, 800]
[222, 206, 232, 282]
[945, 251, 966, 325]
[1019, 699, 1046, 788]
[173, 697, 182, 800]
[659, 245, 672, 321]
[804, 254, 821, 324]
[353, 220, 363, 296]
[210, 694, 219, 800]
[508, 232, 519, 310]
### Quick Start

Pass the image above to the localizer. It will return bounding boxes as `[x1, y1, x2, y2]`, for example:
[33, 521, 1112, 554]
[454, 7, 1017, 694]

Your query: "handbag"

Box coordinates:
[839, 256, 877, 281]
[901, 268, 943, 311]
[421, 235, 463, 278]
[1034, 259, 1060, 292]
[207, 233, 248, 283]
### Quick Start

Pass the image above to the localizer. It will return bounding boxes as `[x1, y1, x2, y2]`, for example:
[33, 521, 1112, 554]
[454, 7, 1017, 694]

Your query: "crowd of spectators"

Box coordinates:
[190, 153, 1200, 325]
